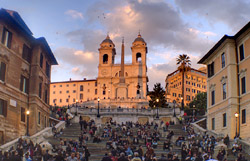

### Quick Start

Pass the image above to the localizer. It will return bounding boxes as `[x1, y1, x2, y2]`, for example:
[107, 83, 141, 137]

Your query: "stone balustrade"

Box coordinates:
[0, 120, 65, 152]
[73, 107, 181, 117]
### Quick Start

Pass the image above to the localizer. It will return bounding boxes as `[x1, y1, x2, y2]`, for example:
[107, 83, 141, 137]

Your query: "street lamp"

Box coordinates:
[173, 100, 176, 117]
[76, 99, 78, 116]
[192, 104, 196, 122]
[97, 97, 100, 118]
[156, 98, 159, 119]
[68, 95, 70, 109]
[26, 110, 30, 136]
[181, 97, 184, 110]
[235, 112, 239, 137]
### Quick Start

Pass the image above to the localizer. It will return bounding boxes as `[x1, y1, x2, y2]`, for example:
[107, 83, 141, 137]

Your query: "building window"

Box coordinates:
[95, 89, 97, 95]
[21, 107, 25, 122]
[59, 91, 62, 94]
[73, 84, 76, 86]
[80, 94, 83, 100]
[95, 81, 97, 87]
[136, 53, 142, 62]
[44, 116, 47, 127]
[38, 112, 41, 125]
[208, 62, 214, 78]
[66, 84, 69, 87]
[73, 90, 76, 93]
[0, 62, 6, 82]
[66, 99, 69, 103]
[242, 109, 246, 124]
[53, 85, 56, 88]
[66, 90, 69, 93]
[0, 99, 7, 117]
[39, 83, 42, 98]
[73, 98, 75, 102]
[88, 89, 90, 92]
[103, 54, 108, 64]
[20, 75, 29, 94]
[46, 62, 50, 77]
[241, 77, 246, 94]
[223, 113, 227, 127]
[186, 95, 190, 101]
[212, 118, 215, 130]
[60, 85, 62, 87]
[239, 44, 244, 61]
[1, 27, 12, 48]
[80, 85, 83, 91]
[22, 44, 32, 63]
[59, 99, 62, 103]
[53, 91, 55, 94]
[221, 52, 225, 68]
[103, 90, 106, 95]
[211, 90, 215, 105]
[40, 53, 43, 68]
[222, 83, 226, 100]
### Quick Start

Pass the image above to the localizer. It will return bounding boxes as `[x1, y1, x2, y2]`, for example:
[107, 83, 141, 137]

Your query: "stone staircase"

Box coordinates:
[47, 122, 250, 161]
[47, 123, 186, 160]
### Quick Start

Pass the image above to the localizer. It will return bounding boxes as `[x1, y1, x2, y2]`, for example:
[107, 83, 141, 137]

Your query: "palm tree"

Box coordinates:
[176, 54, 191, 109]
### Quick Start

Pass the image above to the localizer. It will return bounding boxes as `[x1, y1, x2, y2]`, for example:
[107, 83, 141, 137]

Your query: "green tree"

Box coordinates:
[149, 83, 166, 108]
[176, 54, 191, 109]
[189, 92, 207, 115]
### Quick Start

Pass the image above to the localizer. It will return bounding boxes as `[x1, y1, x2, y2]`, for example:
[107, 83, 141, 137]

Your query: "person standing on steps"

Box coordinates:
[79, 116, 83, 130]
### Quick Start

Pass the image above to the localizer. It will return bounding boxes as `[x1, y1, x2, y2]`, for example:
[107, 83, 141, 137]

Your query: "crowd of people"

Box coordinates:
[0, 114, 248, 161]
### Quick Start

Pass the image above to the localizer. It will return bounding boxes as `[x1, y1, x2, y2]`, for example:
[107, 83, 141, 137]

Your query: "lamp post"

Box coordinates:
[192, 104, 196, 122]
[68, 95, 70, 109]
[156, 98, 159, 119]
[97, 97, 100, 118]
[76, 99, 78, 116]
[173, 100, 176, 117]
[26, 110, 30, 136]
[235, 112, 239, 137]
[181, 97, 184, 110]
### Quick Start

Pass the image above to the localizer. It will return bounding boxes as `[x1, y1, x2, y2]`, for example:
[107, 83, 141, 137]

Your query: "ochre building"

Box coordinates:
[0, 9, 57, 144]
[198, 22, 250, 139]
[50, 34, 149, 108]
[165, 67, 207, 106]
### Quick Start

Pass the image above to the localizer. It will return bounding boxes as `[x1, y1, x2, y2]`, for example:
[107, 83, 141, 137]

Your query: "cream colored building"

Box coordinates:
[50, 34, 149, 108]
[50, 79, 97, 107]
[198, 22, 250, 139]
[165, 67, 207, 106]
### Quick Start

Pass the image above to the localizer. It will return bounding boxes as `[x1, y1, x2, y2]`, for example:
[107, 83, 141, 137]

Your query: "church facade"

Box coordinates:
[50, 34, 149, 108]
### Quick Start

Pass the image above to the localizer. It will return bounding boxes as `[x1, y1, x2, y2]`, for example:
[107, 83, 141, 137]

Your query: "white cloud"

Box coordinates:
[65, 9, 84, 20]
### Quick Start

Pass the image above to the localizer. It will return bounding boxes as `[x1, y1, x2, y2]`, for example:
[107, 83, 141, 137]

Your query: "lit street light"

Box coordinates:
[26, 110, 30, 136]
[235, 112, 239, 137]
[97, 97, 100, 118]
[156, 98, 159, 119]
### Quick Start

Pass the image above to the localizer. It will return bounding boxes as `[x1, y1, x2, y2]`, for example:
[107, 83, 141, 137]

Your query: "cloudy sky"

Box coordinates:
[1, 0, 249, 90]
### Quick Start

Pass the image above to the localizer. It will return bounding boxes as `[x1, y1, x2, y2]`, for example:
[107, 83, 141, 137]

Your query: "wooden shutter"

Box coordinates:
[0, 62, 6, 82]
[3, 100, 7, 117]
[20, 76, 24, 91]
[7, 31, 12, 49]
[26, 78, 29, 94]
[207, 64, 211, 78]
